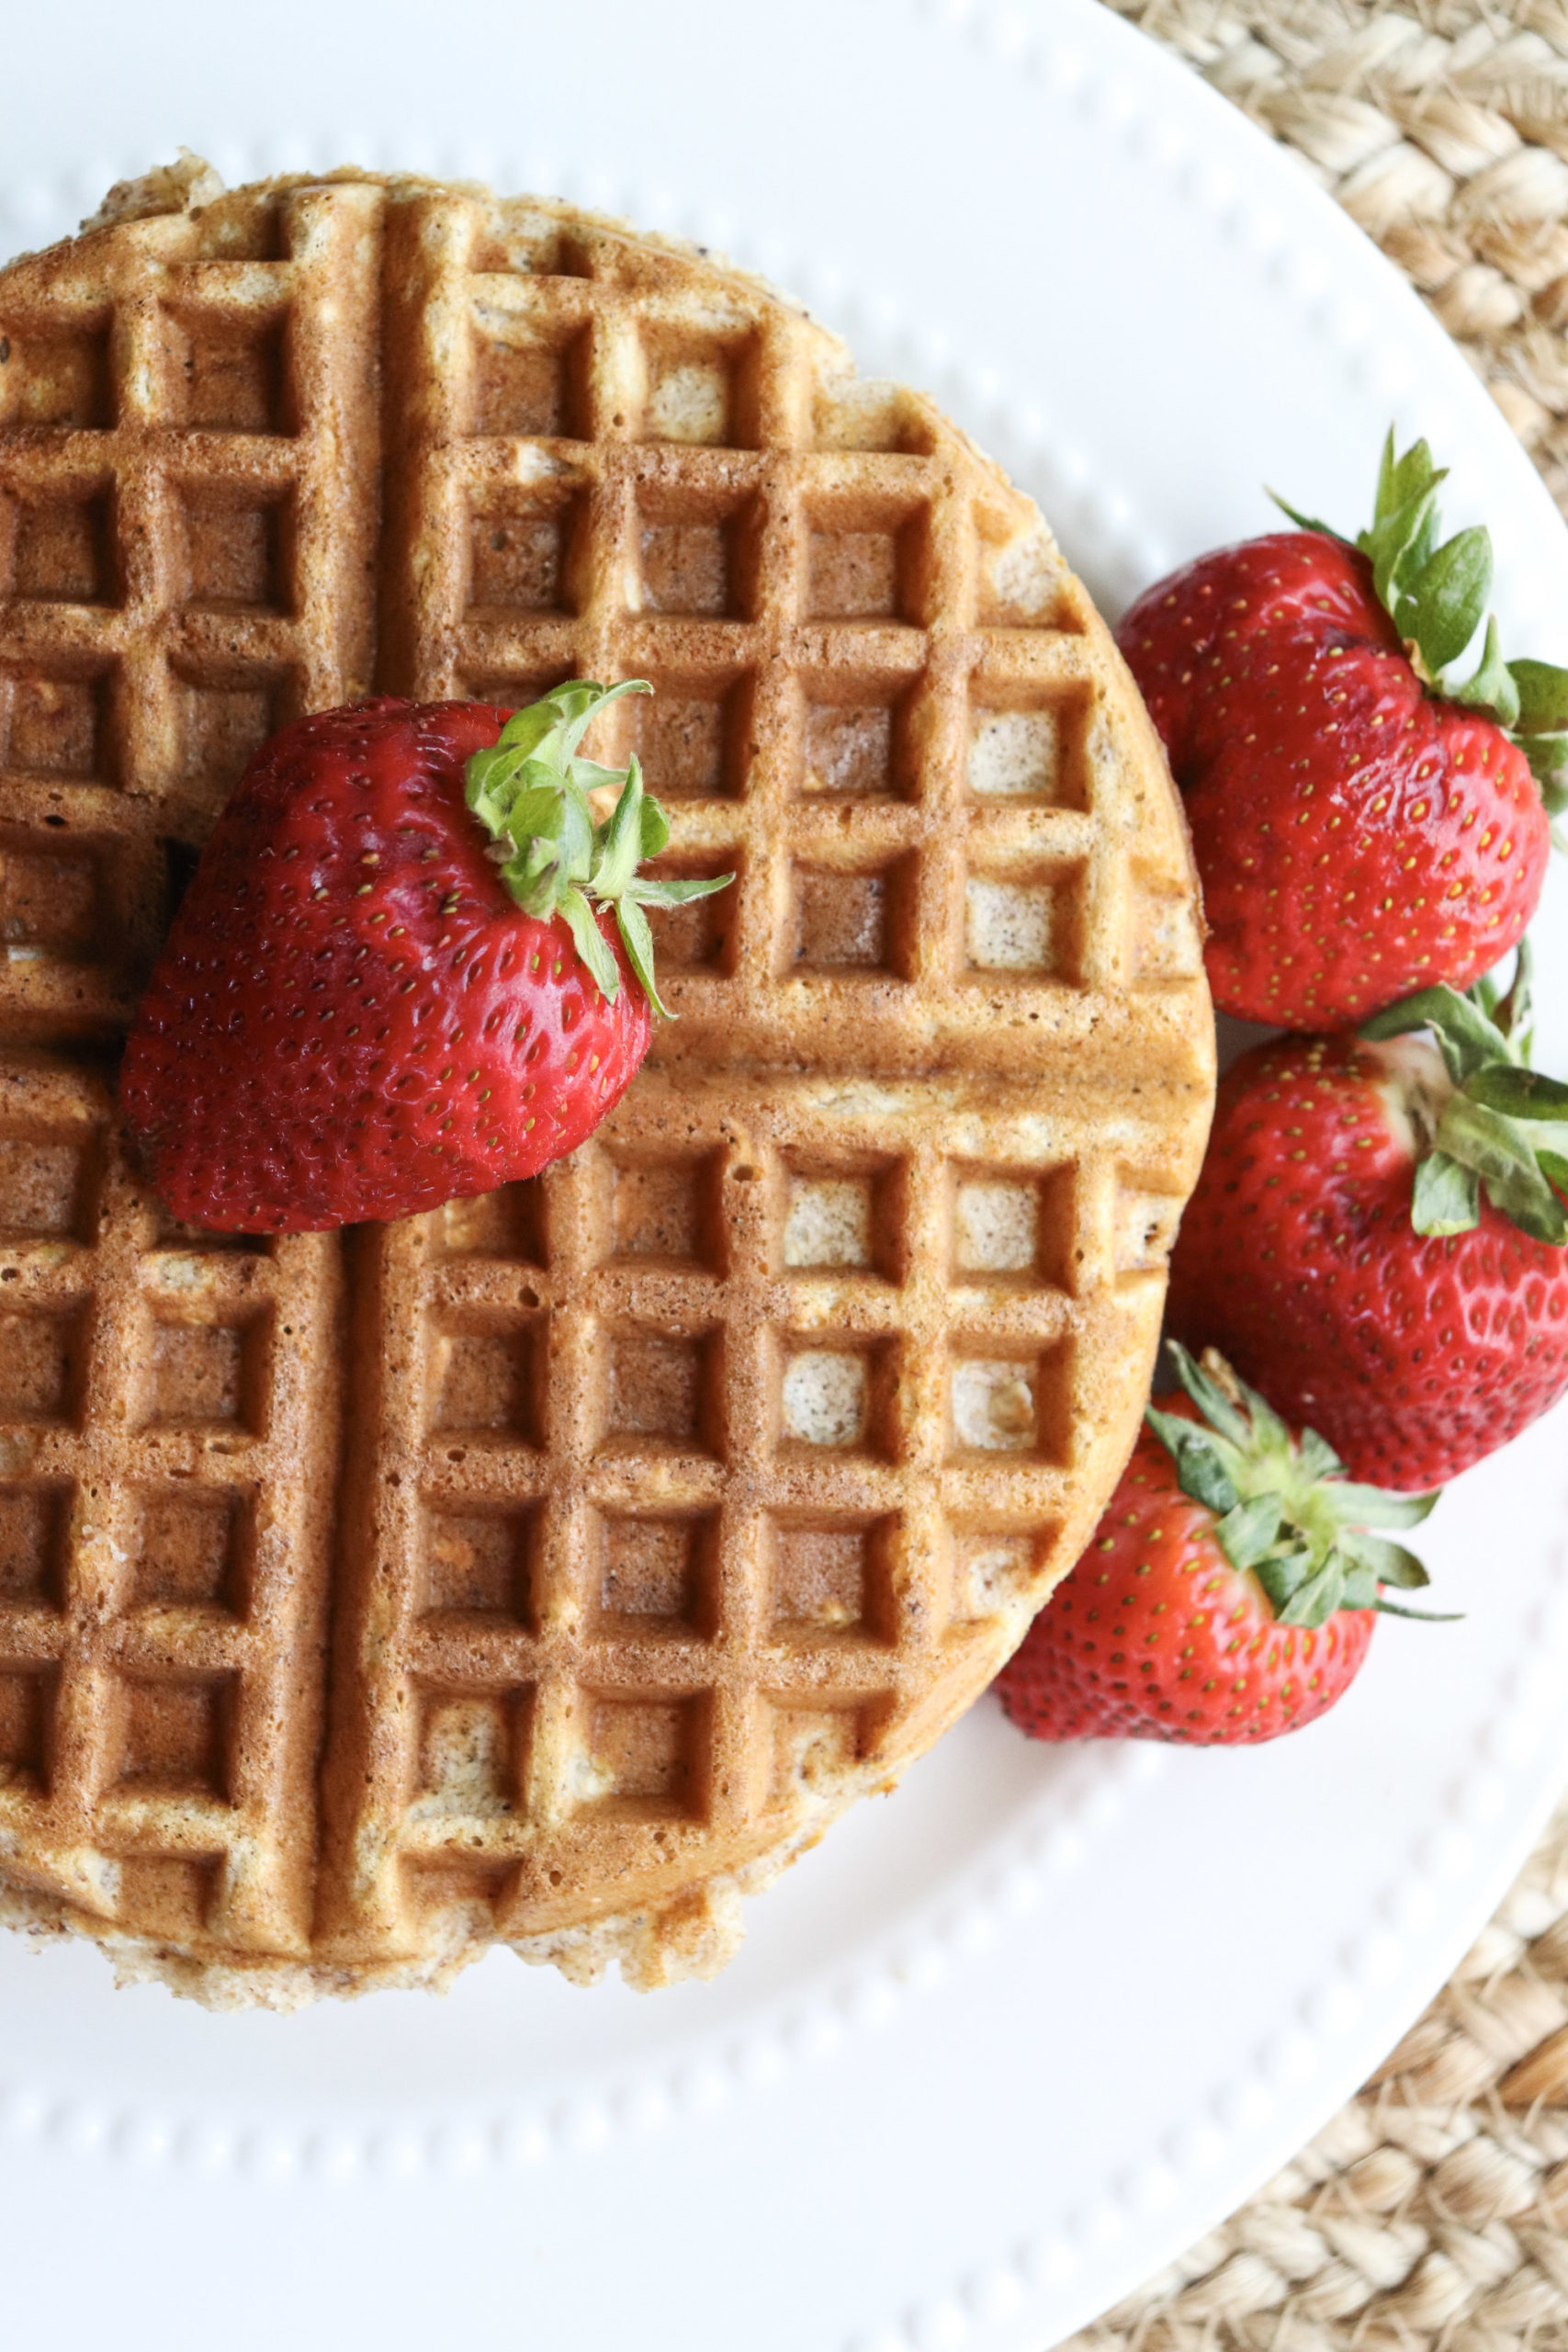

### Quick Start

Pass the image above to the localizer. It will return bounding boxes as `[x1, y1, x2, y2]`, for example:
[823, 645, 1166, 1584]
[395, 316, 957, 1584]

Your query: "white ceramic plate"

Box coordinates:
[4, 5, 1568, 2346]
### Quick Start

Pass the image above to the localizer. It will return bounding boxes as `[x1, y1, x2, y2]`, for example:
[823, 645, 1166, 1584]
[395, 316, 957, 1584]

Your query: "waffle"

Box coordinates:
[0, 168, 1213, 2004]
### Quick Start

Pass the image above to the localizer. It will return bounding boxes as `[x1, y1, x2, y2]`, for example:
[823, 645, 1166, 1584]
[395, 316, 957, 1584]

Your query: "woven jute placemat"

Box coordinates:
[1063, 7, 1568, 2347]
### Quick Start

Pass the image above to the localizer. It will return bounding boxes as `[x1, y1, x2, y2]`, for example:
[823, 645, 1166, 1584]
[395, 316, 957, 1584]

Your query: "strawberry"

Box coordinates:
[1165, 952, 1568, 1489]
[120, 681, 730, 1232]
[1116, 430, 1567, 1028]
[994, 1344, 1440, 1747]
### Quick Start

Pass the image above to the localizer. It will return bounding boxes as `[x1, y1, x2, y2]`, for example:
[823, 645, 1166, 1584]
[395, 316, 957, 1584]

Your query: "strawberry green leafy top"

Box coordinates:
[463, 679, 731, 1018]
[1148, 1345, 1443, 1628]
[1362, 943, 1568, 1246]
[1274, 428, 1568, 834]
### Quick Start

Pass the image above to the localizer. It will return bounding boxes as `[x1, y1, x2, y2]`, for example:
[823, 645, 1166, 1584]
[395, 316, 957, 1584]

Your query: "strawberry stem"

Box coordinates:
[1149, 1346, 1445, 1626]
[1271, 427, 1568, 833]
[1361, 943, 1568, 1246]
[463, 681, 734, 1015]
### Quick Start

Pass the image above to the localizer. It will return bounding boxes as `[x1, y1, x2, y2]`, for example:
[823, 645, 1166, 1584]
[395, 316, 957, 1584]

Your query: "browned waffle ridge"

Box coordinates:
[0, 167, 1213, 2003]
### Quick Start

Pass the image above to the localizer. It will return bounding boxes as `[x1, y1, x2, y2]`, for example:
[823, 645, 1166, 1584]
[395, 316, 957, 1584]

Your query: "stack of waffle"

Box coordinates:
[0, 169, 1213, 2002]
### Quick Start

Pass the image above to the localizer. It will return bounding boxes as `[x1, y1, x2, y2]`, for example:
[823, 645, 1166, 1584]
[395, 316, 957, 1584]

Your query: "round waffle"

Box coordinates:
[0, 167, 1213, 2003]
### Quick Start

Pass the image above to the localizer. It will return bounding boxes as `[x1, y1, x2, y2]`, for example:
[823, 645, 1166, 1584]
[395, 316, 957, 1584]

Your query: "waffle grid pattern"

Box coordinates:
[0, 179, 378, 1035]
[0, 1054, 339, 1953]
[386, 190, 1204, 1080]
[322, 1074, 1190, 1951]
[0, 175, 1212, 1989]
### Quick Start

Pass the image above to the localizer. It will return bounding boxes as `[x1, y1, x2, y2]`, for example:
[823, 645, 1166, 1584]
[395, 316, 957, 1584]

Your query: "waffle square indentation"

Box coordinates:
[642, 329, 758, 447]
[0, 1484, 70, 1608]
[948, 1527, 1055, 1625]
[4, 669, 112, 780]
[609, 1150, 724, 1271]
[114, 1672, 233, 1800]
[412, 1692, 523, 1818]
[468, 491, 587, 616]
[1114, 1182, 1187, 1276]
[948, 1346, 1070, 1464]
[780, 1157, 904, 1281]
[805, 493, 930, 625]
[400, 1856, 513, 1918]
[582, 1694, 704, 1816]
[812, 381, 923, 455]
[784, 1175, 872, 1271]
[963, 868, 1084, 980]
[428, 1317, 544, 1444]
[0, 1128, 100, 1241]
[949, 1359, 1037, 1455]
[0, 838, 104, 961]
[595, 1510, 716, 1632]
[950, 1167, 1077, 1291]
[772, 1517, 893, 1640]
[422, 1505, 536, 1623]
[788, 857, 912, 978]
[134, 1488, 247, 1612]
[953, 1181, 1038, 1276]
[472, 221, 594, 278]
[1130, 876, 1205, 984]
[804, 700, 891, 798]
[976, 521, 1071, 628]
[809, 531, 895, 618]
[0, 1668, 52, 1788]
[967, 696, 1089, 808]
[150, 1211, 268, 1259]
[604, 1328, 722, 1453]
[460, 662, 578, 713]
[783, 1349, 864, 1448]
[799, 673, 920, 801]
[0, 325, 113, 430]
[146, 1311, 268, 1433]
[638, 854, 739, 973]
[767, 1702, 866, 1805]
[164, 308, 288, 433]
[470, 310, 589, 437]
[637, 489, 757, 620]
[631, 668, 753, 800]
[9, 490, 116, 605]
[440, 1181, 547, 1264]
[779, 1340, 896, 1455]
[111, 1859, 218, 1940]
[180, 488, 290, 614]
[176, 673, 292, 802]
[0, 1306, 85, 1425]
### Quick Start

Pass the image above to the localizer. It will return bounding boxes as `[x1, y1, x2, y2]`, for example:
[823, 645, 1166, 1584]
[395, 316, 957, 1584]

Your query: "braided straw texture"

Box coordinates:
[1105, 0, 1568, 504]
[1070, 5, 1568, 2344]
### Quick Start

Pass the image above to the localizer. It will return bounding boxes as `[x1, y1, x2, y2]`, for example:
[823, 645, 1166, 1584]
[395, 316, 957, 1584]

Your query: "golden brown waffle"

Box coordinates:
[0, 169, 1213, 2003]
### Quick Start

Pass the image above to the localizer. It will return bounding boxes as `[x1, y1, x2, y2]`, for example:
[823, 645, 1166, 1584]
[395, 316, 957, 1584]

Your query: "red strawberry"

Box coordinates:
[995, 1344, 1439, 1747]
[120, 681, 729, 1232]
[1116, 431, 1564, 1027]
[1166, 956, 1568, 1489]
